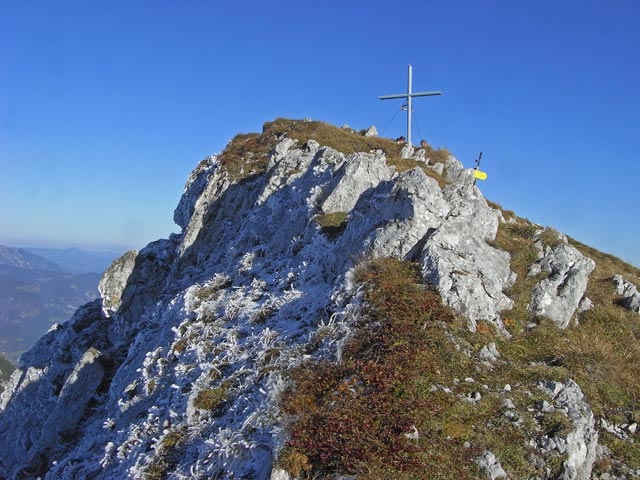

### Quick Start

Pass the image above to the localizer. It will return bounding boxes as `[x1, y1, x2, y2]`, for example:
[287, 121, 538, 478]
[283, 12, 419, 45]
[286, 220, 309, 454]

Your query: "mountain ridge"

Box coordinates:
[0, 119, 638, 479]
[0, 245, 63, 272]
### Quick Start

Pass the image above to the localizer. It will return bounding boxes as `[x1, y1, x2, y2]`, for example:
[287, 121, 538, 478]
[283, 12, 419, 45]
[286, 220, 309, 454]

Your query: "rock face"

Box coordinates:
[98, 250, 138, 316]
[528, 234, 595, 328]
[0, 129, 610, 479]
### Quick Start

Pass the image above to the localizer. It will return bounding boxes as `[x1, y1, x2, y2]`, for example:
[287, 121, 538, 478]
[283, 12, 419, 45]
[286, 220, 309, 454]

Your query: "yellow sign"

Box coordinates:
[473, 169, 487, 181]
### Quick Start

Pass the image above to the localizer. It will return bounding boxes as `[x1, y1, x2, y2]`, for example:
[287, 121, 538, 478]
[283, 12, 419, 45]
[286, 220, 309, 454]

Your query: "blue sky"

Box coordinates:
[1, 0, 638, 266]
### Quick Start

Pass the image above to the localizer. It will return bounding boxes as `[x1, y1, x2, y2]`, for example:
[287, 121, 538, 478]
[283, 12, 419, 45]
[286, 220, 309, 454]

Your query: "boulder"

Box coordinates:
[528, 242, 595, 328]
[612, 275, 640, 313]
[476, 451, 508, 479]
[363, 125, 378, 137]
[400, 144, 414, 159]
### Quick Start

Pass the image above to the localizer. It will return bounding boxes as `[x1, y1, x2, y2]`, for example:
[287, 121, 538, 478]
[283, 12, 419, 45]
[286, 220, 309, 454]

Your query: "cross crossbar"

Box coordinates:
[379, 64, 442, 146]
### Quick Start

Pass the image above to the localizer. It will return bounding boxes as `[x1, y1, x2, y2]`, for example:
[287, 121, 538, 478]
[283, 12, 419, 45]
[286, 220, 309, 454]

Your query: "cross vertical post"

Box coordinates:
[379, 64, 442, 147]
[407, 64, 413, 146]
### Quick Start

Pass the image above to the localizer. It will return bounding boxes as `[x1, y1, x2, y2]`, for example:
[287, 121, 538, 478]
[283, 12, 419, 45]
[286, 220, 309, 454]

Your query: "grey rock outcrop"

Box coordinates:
[420, 177, 516, 334]
[539, 380, 598, 480]
[528, 237, 595, 328]
[321, 152, 393, 214]
[400, 144, 414, 159]
[479, 342, 500, 362]
[612, 274, 640, 313]
[98, 250, 138, 316]
[476, 451, 509, 479]
[363, 125, 378, 137]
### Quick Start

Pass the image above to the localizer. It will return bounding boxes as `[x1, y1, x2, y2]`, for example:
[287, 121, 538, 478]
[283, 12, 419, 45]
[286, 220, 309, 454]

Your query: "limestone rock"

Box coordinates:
[98, 250, 138, 316]
[612, 274, 640, 313]
[428, 161, 445, 175]
[420, 182, 515, 334]
[476, 451, 509, 479]
[270, 469, 291, 480]
[539, 379, 598, 480]
[443, 154, 467, 184]
[412, 148, 427, 163]
[321, 152, 393, 214]
[173, 155, 217, 229]
[479, 342, 500, 362]
[363, 125, 378, 137]
[528, 242, 595, 328]
[400, 144, 414, 159]
[0, 127, 615, 479]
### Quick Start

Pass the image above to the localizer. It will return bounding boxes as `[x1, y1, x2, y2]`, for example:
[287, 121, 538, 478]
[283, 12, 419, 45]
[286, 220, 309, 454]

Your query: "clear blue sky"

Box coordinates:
[1, 0, 638, 266]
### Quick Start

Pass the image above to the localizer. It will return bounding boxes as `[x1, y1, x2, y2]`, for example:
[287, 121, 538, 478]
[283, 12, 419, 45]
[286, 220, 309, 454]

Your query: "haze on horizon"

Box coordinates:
[1, 0, 638, 266]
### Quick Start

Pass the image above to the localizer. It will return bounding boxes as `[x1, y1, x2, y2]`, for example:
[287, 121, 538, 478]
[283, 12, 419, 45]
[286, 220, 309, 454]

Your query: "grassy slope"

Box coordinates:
[216, 119, 639, 478]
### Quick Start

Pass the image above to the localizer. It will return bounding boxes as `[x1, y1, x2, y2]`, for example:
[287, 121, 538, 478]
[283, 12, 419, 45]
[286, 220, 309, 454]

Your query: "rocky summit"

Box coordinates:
[1, 119, 639, 479]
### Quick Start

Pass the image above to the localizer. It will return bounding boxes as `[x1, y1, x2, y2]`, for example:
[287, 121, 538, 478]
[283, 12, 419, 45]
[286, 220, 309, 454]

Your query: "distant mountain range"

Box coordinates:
[0, 245, 121, 362]
[24, 247, 121, 274]
[0, 245, 62, 271]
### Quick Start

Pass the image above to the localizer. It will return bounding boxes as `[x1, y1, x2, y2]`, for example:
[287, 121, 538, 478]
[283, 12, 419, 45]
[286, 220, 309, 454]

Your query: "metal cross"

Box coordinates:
[379, 64, 442, 146]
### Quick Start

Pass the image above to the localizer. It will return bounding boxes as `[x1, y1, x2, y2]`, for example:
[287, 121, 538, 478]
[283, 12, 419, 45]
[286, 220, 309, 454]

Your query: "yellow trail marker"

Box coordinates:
[473, 169, 488, 181]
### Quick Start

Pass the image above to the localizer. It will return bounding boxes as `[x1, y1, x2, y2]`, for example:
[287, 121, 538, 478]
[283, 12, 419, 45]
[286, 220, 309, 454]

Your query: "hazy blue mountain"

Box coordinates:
[24, 247, 121, 274]
[0, 245, 62, 271]
[0, 245, 101, 362]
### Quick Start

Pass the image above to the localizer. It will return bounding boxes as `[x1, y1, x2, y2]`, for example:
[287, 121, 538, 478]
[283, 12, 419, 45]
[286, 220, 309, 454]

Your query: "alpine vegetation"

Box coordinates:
[1, 119, 638, 479]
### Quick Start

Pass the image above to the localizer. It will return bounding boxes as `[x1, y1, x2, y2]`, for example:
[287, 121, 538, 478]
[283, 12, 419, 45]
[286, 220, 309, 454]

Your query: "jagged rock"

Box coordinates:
[173, 155, 217, 229]
[305, 139, 320, 153]
[443, 154, 466, 183]
[612, 274, 640, 313]
[476, 451, 509, 479]
[98, 250, 138, 316]
[428, 161, 445, 175]
[539, 379, 598, 480]
[578, 297, 593, 312]
[321, 152, 393, 214]
[400, 144, 414, 159]
[363, 125, 378, 137]
[528, 241, 595, 328]
[479, 342, 500, 362]
[270, 469, 291, 480]
[412, 148, 427, 162]
[420, 181, 516, 334]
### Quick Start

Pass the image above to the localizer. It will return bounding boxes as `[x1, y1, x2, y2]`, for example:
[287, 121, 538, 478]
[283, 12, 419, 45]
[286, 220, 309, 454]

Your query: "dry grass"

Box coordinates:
[193, 386, 227, 412]
[279, 258, 551, 479]
[218, 118, 452, 185]
[278, 229, 640, 477]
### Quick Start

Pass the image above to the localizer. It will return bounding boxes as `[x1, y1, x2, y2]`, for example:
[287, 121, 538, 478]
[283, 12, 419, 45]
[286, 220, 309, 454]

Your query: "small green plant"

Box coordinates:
[314, 211, 348, 228]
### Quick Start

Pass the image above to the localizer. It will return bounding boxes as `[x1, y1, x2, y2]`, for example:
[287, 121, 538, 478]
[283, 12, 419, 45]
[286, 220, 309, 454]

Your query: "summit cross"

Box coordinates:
[379, 64, 442, 147]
